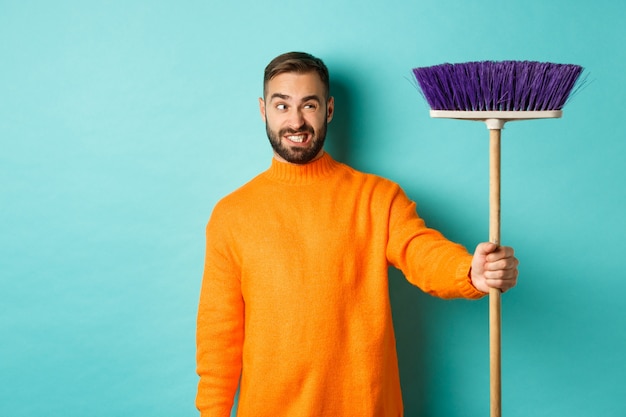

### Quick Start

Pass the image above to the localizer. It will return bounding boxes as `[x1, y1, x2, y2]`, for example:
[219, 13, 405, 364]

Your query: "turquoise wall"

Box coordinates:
[1, 0, 624, 416]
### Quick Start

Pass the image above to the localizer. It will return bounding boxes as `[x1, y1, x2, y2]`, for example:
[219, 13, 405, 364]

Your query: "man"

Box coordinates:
[196, 52, 518, 417]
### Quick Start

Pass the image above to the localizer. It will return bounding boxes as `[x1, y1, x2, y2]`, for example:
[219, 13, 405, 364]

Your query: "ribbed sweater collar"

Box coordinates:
[263, 152, 340, 185]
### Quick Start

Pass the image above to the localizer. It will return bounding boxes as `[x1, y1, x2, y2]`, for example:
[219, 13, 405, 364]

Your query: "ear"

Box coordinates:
[259, 97, 266, 122]
[326, 96, 335, 123]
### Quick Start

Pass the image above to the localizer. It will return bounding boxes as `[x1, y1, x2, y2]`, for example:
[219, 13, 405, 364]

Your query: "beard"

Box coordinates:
[265, 120, 327, 165]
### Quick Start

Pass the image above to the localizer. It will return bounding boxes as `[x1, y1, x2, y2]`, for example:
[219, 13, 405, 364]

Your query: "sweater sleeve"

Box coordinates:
[196, 205, 244, 416]
[385, 185, 485, 300]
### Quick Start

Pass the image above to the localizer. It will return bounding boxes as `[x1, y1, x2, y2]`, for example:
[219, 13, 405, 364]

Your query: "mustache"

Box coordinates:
[280, 125, 315, 136]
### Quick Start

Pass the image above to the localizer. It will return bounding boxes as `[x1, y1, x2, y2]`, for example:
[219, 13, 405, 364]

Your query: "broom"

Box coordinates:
[411, 60, 584, 417]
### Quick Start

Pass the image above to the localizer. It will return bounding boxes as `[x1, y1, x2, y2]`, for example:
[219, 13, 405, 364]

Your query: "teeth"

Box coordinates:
[287, 135, 306, 143]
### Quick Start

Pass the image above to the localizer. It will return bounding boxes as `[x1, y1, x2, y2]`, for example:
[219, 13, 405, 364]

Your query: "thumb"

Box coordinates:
[474, 241, 498, 257]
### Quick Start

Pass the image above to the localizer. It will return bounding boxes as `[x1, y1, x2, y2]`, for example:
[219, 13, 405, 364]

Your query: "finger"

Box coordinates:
[484, 269, 515, 281]
[482, 258, 517, 280]
[486, 246, 515, 262]
[485, 274, 518, 292]
[485, 257, 518, 271]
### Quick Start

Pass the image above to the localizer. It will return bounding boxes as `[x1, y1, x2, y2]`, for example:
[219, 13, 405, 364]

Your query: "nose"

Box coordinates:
[287, 108, 305, 129]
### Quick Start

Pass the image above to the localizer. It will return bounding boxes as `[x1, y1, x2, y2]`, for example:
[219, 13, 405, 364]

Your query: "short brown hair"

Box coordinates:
[263, 52, 330, 99]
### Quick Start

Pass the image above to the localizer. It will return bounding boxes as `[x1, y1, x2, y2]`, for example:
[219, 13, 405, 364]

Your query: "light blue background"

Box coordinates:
[1, 1, 624, 416]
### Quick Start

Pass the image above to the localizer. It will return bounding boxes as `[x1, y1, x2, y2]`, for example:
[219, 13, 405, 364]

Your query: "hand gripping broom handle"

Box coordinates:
[488, 126, 502, 417]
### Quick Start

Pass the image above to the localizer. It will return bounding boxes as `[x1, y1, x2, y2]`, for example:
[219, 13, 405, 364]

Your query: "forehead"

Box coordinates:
[265, 71, 326, 100]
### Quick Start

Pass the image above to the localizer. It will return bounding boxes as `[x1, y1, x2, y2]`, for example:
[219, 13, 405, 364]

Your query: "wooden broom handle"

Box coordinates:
[489, 128, 502, 417]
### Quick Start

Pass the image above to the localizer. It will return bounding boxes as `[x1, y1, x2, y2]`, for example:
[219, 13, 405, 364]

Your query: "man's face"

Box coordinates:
[259, 71, 334, 164]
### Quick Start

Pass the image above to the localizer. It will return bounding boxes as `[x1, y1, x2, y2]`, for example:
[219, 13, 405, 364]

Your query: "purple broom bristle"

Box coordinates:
[412, 60, 584, 111]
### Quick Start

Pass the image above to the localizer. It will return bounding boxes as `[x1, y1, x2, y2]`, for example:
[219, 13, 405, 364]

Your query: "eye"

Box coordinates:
[275, 103, 287, 111]
[303, 103, 317, 110]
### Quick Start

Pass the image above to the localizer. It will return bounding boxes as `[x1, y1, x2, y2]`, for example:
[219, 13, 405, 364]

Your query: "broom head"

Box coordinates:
[412, 61, 584, 115]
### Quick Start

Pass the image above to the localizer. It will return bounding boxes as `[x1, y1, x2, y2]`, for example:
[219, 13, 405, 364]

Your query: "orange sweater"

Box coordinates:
[196, 153, 485, 417]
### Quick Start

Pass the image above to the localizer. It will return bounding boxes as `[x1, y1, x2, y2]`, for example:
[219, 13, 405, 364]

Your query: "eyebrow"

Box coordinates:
[270, 93, 322, 103]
